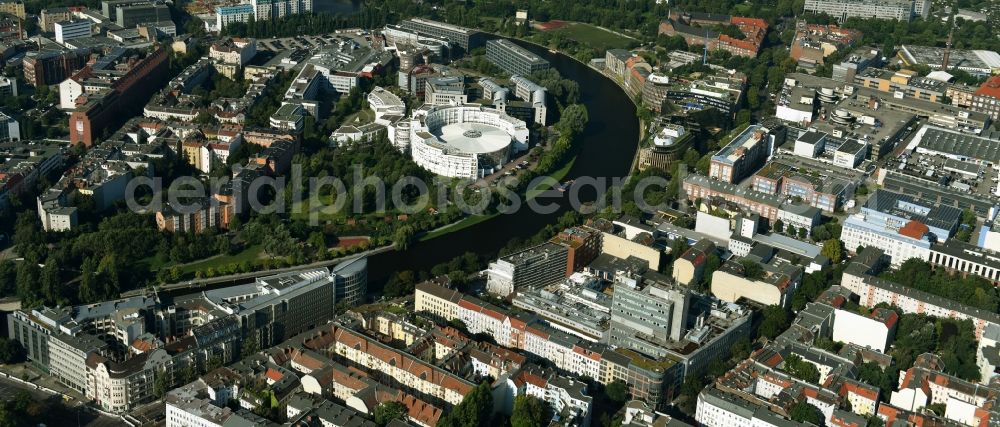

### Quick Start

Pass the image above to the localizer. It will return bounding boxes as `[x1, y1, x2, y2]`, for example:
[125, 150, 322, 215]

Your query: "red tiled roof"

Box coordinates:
[976, 75, 1000, 99]
[898, 220, 930, 240]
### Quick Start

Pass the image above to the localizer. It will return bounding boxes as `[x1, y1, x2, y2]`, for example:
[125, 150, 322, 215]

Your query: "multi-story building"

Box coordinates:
[214, 4, 254, 30]
[803, 0, 930, 22]
[854, 68, 947, 103]
[248, 0, 312, 21]
[48, 333, 107, 394]
[209, 38, 256, 67]
[832, 46, 883, 82]
[69, 48, 170, 147]
[398, 18, 484, 51]
[709, 124, 779, 184]
[0, 111, 18, 142]
[54, 20, 91, 44]
[750, 155, 863, 213]
[155, 199, 227, 233]
[841, 189, 961, 266]
[842, 248, 1000, 339]
[711, 253, 803, 308]
[423, 76, 467, 106]
[41, 7, 84, 32]
[331, 256, 367, 308]
[609, 280, 690, 358]
[657, 13, 767, 58]
[683, 173, 784, 222]
[485, 39, 550, 76]
[950, 75, 1000, 121]
[0, 0, 25, 19]
[789, 22, 862, 70]
[23, 48, 91, 86]
[0, 75, 15, 98]
[106, 1, 171, 28]
[549, 226, 602, 276]
[486, 242, 570, 296]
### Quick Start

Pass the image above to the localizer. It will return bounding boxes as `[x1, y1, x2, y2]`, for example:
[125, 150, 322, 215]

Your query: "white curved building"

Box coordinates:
[367, 86, 406, 120]
[410, 104, 529, 179]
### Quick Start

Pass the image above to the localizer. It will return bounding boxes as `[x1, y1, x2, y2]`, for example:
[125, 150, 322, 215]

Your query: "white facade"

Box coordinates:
[410, 105, 528, 179]
[214, 4, 253, 30]
[803, 0, 926, 21]
[0, 112, 19, 142]
[831, 309, 892, 352]
[841, 213, 931, 266]
[55, 20, 92, 44]
[367, 86, 406, 120]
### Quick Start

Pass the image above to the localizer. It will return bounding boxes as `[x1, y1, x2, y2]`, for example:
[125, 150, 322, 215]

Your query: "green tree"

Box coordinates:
[605, 380, 629, 404]
[789, 401, 823, 425]
[773, 219, 784, 233]
[437, 382, 493, 427]
[511, 395, 550, 427]
[759, 305, 790, 340]
[374, 401, 408, 426]
[784, 354, 821, 384]
[556, 104, 589, 136]
[821, 239, 843, 264]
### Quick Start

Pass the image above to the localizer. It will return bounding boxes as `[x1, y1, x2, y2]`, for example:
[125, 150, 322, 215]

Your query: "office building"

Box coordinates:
[423, 76, 467, 106]
[486, 242, 569, 296]
[408, 104, 527, 179]
[54, 20, 91, 44]
[485, 39, 550, 76]
[398, 18, 484, 50]
[832, 46, 883, 82]
[0, 112, 18, 142]
[609, 280, 690, 358]
[22, 48, 91, 86]
[841, 189, 961, 266]
[803, 0, 930, 22]
[332, 256, 367, 308]
[69, 48, 170, 147]
[854, 68, 947, 103]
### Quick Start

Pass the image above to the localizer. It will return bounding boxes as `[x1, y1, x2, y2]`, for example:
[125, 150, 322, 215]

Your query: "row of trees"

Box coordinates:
[881, 258, 1000, 312]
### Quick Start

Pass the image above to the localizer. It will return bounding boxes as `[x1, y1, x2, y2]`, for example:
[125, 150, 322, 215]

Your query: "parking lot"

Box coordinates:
[258, 31, 373, 52]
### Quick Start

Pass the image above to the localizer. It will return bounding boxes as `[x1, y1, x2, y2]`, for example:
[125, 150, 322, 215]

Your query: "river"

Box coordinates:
[366, 41, 640, 289]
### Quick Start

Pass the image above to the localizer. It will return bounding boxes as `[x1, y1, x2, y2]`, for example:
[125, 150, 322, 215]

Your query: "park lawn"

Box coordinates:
[419, 212, 499, 241]
[422, 157, 577, 241]
[290, 193, 344, 222]
[341, 109, 375, 126]
[546, 22, 635, 52]
[178, 245, 265, 275]
[526, 157, 575, 200]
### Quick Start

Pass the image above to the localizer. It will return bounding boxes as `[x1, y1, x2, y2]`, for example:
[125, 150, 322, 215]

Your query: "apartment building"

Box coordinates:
[842, 248, 1000, 339]
[709, 124, 778, 184]
[711, 253, 803, 308]
[803, 0, 929, 22]
[0, 0, 25, 19]
[214, 4, 254, 30]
